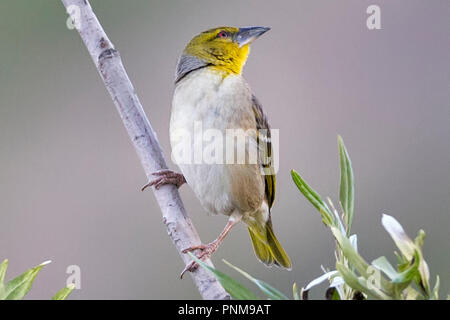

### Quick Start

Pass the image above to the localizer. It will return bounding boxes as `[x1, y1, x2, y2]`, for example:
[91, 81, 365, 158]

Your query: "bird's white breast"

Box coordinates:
[170, 68, 255, 215]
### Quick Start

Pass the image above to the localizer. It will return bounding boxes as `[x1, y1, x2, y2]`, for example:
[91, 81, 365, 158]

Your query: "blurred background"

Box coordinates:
[0, 0, 449, 299]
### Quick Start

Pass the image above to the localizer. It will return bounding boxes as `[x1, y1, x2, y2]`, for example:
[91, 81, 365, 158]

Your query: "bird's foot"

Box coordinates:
[180, 241, 220, 279]
[141, 169, 186, 191]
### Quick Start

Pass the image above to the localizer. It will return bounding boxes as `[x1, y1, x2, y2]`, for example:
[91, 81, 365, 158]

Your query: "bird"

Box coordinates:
[142, 26, 292, 277]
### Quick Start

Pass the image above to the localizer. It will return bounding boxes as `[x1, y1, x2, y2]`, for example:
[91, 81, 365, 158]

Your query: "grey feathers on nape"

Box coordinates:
[175, 54, 210, 83]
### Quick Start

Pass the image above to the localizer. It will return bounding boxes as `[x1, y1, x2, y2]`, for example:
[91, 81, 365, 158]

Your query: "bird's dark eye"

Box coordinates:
[217, 31, 228, 38]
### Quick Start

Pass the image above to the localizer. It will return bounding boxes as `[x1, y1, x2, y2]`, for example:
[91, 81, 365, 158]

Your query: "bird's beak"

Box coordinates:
[235, 26, 271, 47]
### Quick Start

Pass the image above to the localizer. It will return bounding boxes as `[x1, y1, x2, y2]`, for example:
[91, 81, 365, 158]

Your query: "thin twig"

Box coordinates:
[60, 0, 229, 300]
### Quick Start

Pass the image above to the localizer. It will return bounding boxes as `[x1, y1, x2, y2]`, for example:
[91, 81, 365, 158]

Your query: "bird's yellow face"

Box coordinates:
[183, 26, 270, 75]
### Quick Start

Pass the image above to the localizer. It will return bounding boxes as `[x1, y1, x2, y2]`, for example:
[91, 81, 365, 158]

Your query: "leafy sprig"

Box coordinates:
[0, 259, 74, 300]
[192, 136, 443, 300]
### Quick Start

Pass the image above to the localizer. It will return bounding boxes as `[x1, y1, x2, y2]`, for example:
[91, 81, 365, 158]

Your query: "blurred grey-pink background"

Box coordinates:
[0, 0, 449, 299]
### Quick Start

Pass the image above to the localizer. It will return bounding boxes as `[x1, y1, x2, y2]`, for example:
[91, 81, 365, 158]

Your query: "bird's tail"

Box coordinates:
[247, 218, 292, 269]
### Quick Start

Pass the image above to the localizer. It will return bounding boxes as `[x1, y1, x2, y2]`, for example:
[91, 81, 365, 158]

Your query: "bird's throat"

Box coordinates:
[184, 44, 250, 78]
[213, 44, 250, 76]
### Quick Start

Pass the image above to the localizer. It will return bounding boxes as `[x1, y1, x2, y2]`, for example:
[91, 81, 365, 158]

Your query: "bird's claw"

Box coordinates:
[180, 242, 219, 279]
[180, 260, 200, 279]
[141, 169, 186, 191]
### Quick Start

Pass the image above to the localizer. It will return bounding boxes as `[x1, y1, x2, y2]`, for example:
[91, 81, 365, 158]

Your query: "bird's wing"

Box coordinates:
[251, 95, 276, 211]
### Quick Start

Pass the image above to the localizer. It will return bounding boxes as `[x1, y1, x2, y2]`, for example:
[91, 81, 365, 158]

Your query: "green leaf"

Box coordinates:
[431, 276, 440, 300]
[331, 288, 341, 300]
[372, 252, 420, 299]
[403, 286, 422, 300]
[223, 260, 288, 300]
[0, 259, 8, 297]
[292, 283, 300, 300]
[327, 198, 346, 234]
[52, 283, 75, 300]
[291, 170, 334, 227]
[187, 253, 259, 300]
[1, 260, 51, 300]
[326, 287, 341, 300]
[382, 215, 431, 295]
[338, 136, 354, 235]
[414, 229, 426, 249]
[391, 250, 420, 284]
[336, 262, 390, 300]
[0, 259, 7, 285]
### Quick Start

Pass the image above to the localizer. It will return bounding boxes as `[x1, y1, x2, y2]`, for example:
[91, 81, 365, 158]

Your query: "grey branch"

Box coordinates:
[61, 0, 229, 300]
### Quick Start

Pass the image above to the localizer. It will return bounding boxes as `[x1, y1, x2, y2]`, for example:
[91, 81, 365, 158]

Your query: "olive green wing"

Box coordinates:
[251, 95, 276, 211]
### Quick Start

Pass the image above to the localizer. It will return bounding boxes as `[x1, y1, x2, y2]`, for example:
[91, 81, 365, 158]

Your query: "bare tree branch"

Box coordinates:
[60, 0, 229, 300]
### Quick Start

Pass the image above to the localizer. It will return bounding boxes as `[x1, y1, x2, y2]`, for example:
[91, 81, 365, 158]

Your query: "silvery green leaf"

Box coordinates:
[329, 275, 345, 288]
[338, 136, 355, 235]
[332, 227, 393, 295]
[336, 262, 391, 300]
[349, 234, 358, 252]
[223, 260, 288, 300]
[187, 253, 259, 300]
[381, 214, 415, 260]
[327, 197, 346, 234]
[418, 259, 431, 295]
[371, 256, 398, 280]
[331, 227, 370, 277]
[304, 270, 339, 291]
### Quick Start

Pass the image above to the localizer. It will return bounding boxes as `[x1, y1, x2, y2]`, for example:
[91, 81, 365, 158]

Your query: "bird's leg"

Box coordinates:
[141, 169, 186, 191]
[180, 215, 241, 279]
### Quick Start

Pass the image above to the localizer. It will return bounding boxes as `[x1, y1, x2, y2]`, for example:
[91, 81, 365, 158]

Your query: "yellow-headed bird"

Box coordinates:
[143, 26, 291, 276]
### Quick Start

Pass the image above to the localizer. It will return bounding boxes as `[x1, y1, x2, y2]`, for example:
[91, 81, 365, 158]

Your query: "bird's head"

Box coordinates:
[176, 26, 270, 81]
